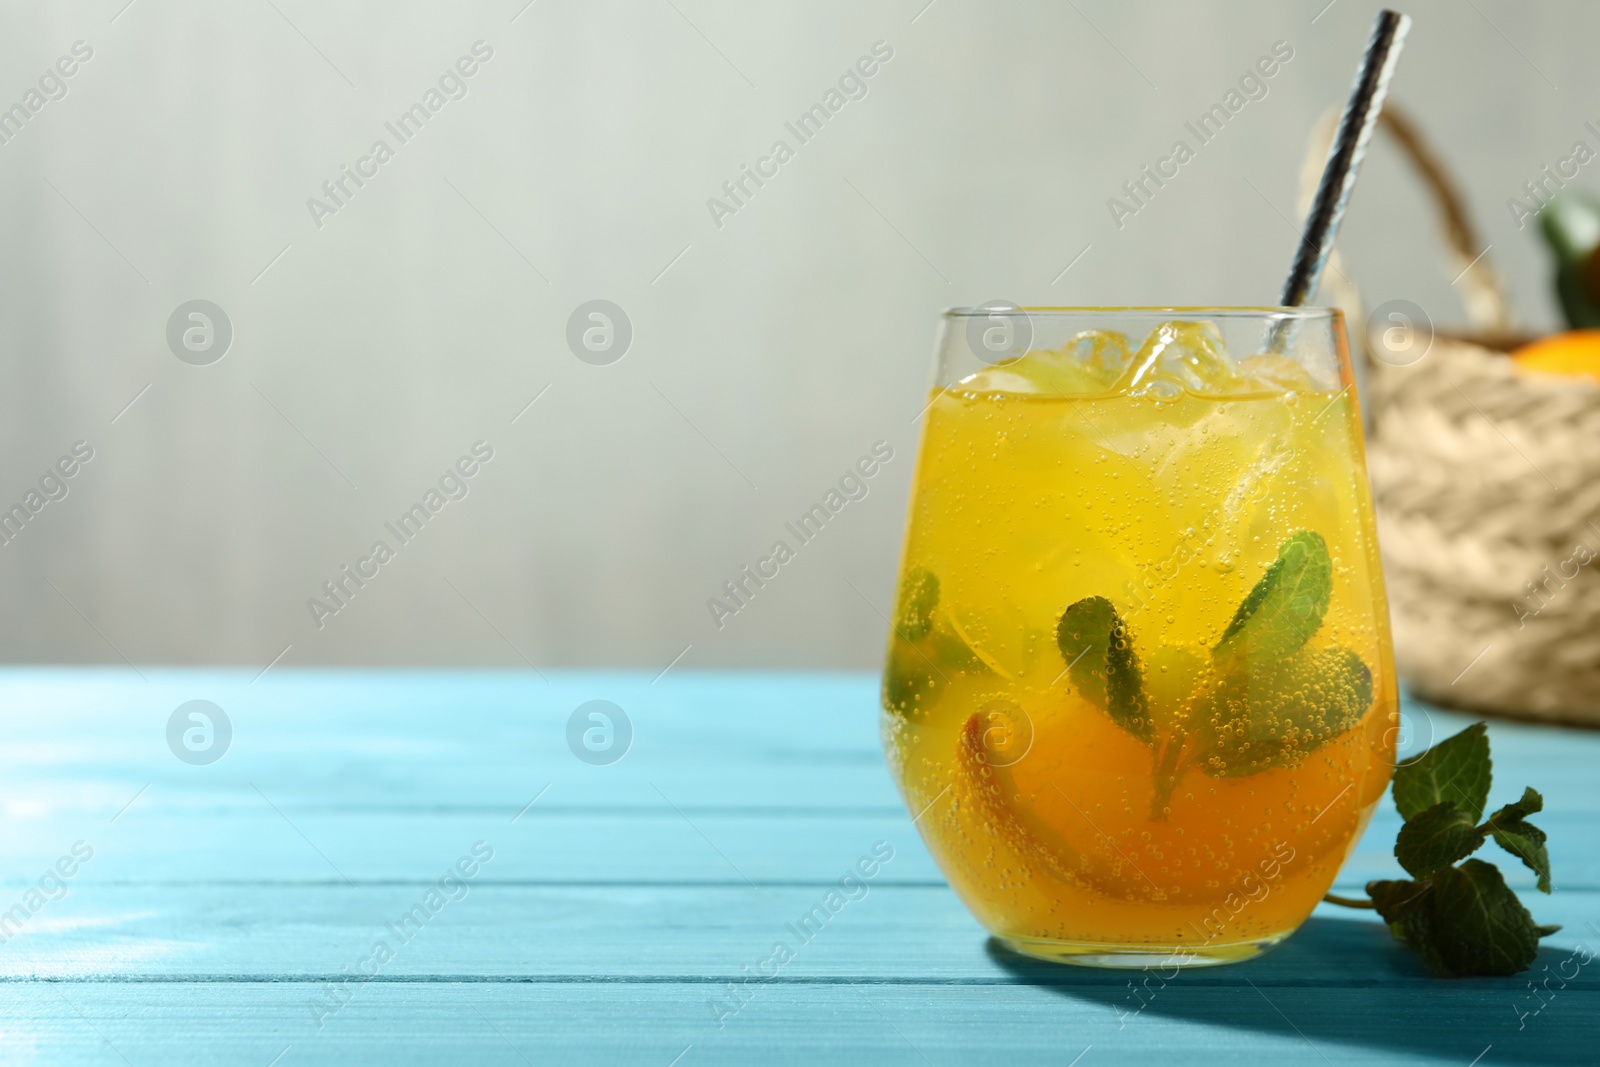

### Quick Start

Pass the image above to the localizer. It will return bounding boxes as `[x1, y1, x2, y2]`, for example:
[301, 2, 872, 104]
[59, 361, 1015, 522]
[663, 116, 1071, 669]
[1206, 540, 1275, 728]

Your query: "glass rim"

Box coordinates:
[940, 305, 1340, 320]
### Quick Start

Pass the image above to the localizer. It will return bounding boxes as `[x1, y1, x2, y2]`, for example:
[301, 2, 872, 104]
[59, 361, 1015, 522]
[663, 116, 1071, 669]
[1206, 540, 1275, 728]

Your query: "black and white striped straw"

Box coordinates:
[1279, 9, 1411, 308]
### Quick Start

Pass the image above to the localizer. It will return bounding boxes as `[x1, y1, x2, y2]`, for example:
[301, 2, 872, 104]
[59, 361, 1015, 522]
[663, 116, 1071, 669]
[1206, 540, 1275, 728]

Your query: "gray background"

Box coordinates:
[0, 0, 1582, 671]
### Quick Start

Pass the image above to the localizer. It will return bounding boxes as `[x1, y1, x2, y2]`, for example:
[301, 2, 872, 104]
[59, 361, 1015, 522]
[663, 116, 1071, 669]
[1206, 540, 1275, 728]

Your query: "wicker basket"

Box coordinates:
[1301, 106, 1600, 726]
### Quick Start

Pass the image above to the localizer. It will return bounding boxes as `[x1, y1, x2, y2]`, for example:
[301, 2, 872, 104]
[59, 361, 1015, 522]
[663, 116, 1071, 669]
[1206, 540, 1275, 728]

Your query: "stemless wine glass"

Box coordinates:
[881, 306, 1398, 967]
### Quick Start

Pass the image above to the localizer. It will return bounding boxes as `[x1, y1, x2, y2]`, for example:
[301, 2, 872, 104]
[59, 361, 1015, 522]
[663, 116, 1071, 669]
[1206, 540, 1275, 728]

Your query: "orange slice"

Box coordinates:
[953, 711, 1178, 902]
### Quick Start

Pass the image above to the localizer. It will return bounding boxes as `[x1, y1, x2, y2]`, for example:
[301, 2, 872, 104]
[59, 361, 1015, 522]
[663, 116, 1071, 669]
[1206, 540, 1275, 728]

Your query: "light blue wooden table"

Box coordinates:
[0, 669, 1593, 1065]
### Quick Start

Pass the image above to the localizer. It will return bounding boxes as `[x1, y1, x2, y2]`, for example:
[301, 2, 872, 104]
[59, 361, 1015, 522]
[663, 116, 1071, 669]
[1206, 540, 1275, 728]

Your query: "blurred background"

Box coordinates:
[0, 0, 1585, 671]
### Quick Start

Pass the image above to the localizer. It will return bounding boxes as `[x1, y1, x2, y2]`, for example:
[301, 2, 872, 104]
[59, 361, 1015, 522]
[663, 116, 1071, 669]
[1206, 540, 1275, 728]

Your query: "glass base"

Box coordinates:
[998, 931, 1290, 969]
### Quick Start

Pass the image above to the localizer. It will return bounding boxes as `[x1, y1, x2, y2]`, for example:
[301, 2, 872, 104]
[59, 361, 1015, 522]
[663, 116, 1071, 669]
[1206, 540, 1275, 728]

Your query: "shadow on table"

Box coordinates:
[985, 915, 1597, 1065]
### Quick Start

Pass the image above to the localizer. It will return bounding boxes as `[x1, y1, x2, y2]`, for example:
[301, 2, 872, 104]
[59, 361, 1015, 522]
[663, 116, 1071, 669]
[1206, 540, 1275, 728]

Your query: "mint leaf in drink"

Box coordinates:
[1327, 724, 1559, 977]
[929, 618, 989, 674]
[1105, 625, 1152, 742]
[895, 567, 940, 641]
[882, 639, 938, 719]
[1198, 645, 1372, 777]
[1392, 721, 1491, 821]
[1180, 532, 1366, 779]
[1056, 597, 1151, 741]
[883, 566, 944, 718]
[1394, 801, 1482, 879]
[1057, 597, 1113, 707]
[882, 568, 991, 719]
[1212, 531, 1331, 668]
[1485, 787, 1552, 893]
[883, 627, 987, 719]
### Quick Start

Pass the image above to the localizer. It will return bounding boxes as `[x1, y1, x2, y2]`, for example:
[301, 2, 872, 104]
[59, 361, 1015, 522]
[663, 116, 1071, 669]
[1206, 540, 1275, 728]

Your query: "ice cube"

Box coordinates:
[1117, 321, 1247, 396]
[955, 330, 1132, 396]
[1236, 354, 1319, 394]
[1057, 329, 1134, 388]
[950, 368, 1044, 395]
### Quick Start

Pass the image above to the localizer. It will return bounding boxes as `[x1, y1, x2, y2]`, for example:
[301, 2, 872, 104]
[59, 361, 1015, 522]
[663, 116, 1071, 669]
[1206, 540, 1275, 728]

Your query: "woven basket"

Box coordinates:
[1301, 106, 1600, 726]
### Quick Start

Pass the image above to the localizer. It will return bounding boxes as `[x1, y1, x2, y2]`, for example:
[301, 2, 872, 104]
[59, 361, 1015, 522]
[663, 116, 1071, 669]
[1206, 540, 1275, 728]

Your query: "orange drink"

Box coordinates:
[882, 308, 1397, 966]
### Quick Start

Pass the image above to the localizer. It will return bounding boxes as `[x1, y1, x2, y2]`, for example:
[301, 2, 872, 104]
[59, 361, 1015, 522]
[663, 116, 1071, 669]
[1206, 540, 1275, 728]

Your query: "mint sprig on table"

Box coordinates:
[1057, 531, 1373, 813]
[1324, 722, 1560, 977]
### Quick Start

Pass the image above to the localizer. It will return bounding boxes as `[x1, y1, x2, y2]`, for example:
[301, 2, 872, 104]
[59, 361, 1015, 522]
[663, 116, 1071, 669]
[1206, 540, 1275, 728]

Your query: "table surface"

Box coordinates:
[0, 669, 1594, 1065]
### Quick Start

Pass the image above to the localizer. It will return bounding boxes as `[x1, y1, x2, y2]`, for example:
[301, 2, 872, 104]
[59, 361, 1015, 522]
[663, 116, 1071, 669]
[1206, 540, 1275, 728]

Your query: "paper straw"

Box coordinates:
[1280, 9, 1411, 307]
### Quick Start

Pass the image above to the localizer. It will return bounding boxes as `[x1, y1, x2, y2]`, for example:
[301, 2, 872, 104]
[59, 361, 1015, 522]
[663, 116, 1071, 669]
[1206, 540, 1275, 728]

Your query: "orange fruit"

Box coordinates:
[1511, 329, 1600, 381]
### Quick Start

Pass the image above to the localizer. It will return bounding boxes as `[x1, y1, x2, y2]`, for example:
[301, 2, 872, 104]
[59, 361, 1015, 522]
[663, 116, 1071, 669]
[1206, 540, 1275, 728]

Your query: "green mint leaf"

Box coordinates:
[1368, 730, 1558, 978]
[1492, 823, 1553, 893]
[1490, 786, 1543, 820]
[1212, 531, 1331, 668]
[882, 639, 938, 719]
[1057, 597, 1112, 708]
[882, 569, 988, 719]
[1392, 722, 1492, 823]
[1367, 878, 1428, 921]
[894, 567, 939, 641]
[1369, 862, 1549, 977]
[1485, 789, 1552, 893]
[1419, 859, 1542, 977]
[1198, 645, 1372, 777]
[1366, 877, 1431, 945]
[928, 618, 988, 674]
[1056, 597, 1151, 741]
[1394, 801, 1483, 879]
[1536, 923, 1564, 937]
[1106, 626, 1151, 741]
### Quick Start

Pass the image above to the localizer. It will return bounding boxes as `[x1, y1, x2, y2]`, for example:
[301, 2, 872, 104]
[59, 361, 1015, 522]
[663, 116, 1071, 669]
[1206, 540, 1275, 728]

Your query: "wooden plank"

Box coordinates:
[0, 674, 1591, 890]
[0, 983, 1592, 1066]
[0, 883, 1593, 984]
[0, 671, 1590, 809]
[0, 793, 1592, 891]
[0, 809, 937, 883]
[0, 671, 1594, 1064]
